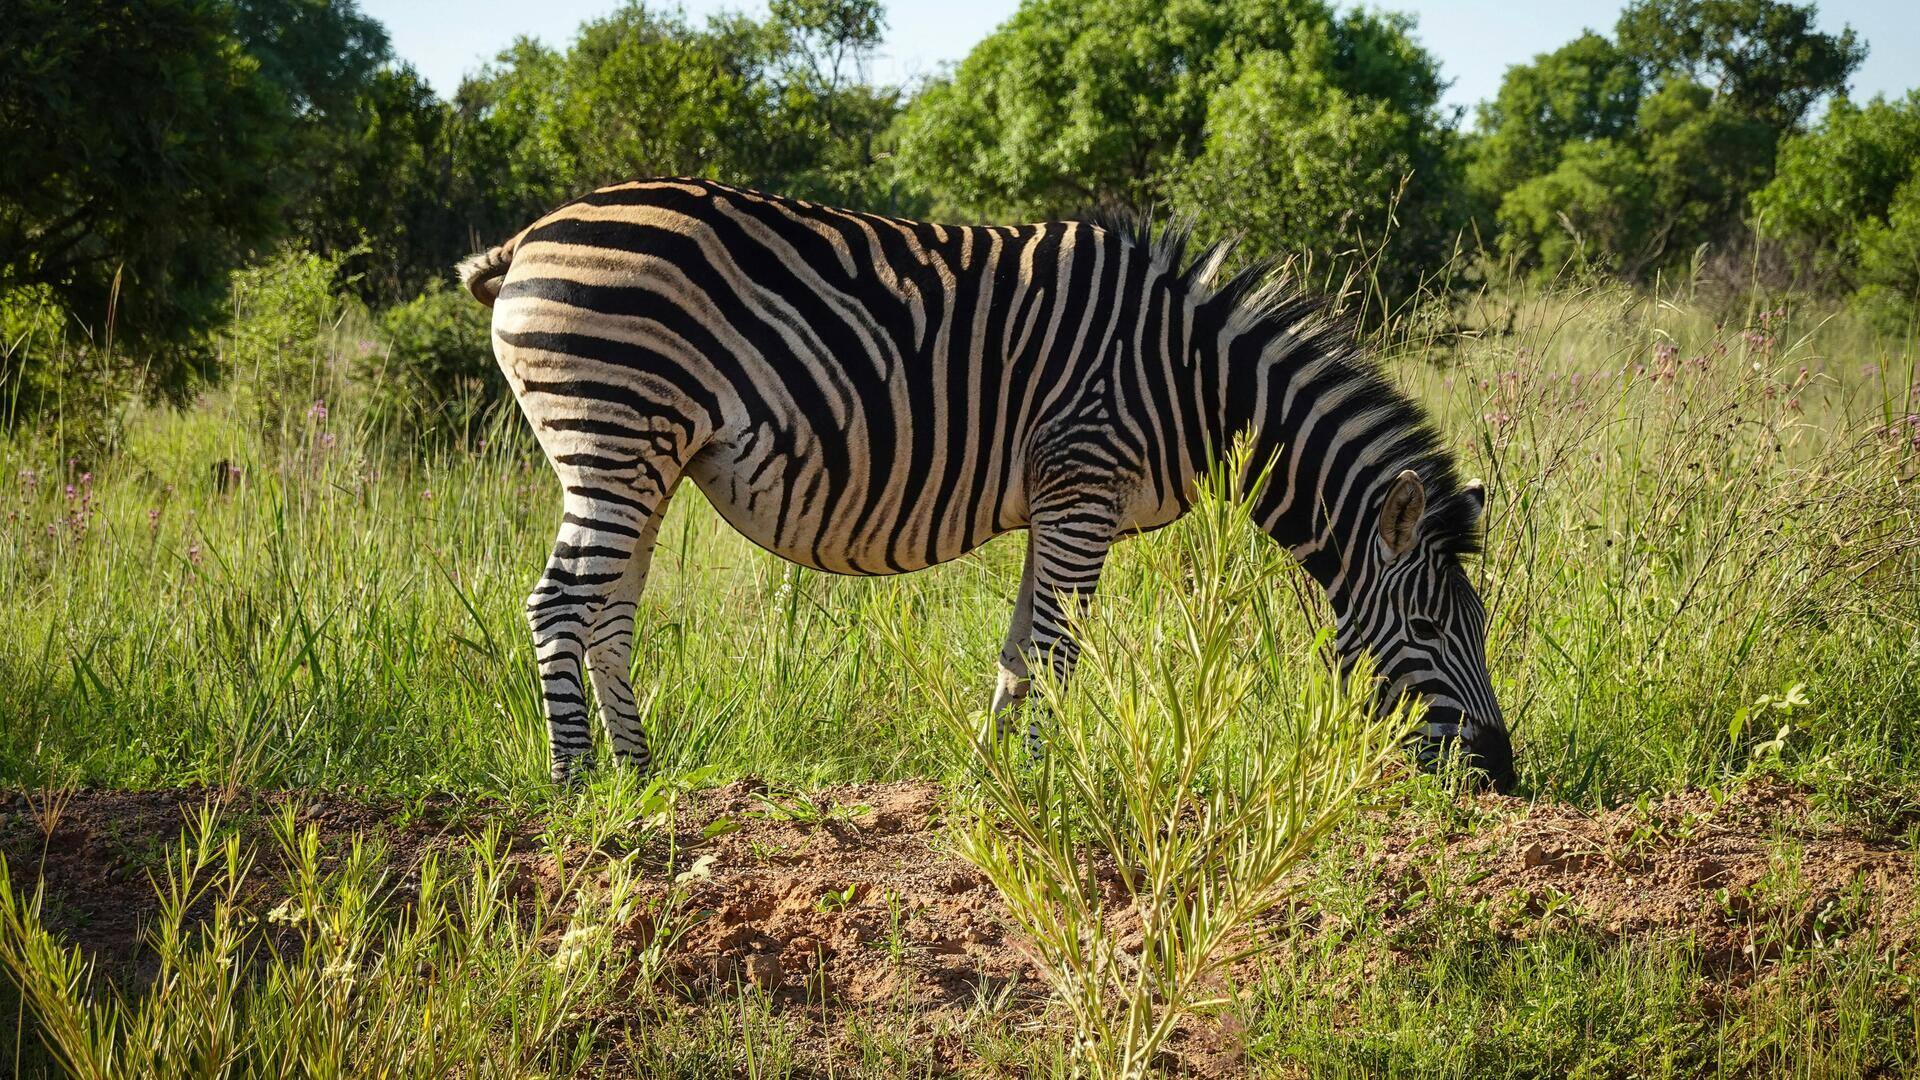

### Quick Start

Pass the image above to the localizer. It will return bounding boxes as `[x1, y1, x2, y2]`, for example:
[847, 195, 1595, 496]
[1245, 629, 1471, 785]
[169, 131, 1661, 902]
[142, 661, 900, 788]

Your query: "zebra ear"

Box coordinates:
[1463, 478, 1487, 520]
[1379, 469, 1426, 558]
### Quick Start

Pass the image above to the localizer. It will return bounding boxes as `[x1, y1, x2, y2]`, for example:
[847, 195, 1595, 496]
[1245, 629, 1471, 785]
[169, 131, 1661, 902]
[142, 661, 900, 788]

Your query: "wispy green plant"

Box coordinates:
[907, 449, 1411, 1078]
[0, 798, 665, 1078]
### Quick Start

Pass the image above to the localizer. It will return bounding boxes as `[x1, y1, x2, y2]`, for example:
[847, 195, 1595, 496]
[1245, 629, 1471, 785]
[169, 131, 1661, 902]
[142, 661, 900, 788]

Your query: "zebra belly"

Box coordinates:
[683, 433, 1021, 576]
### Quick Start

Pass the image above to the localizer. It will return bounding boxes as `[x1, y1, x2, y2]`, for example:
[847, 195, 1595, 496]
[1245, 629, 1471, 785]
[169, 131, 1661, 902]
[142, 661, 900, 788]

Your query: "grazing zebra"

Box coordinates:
[458, 178, 1514, 792]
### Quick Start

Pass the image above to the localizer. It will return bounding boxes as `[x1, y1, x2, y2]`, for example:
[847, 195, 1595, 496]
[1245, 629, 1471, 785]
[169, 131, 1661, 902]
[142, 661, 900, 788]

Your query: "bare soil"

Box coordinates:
[2, 775, 1914, 1066]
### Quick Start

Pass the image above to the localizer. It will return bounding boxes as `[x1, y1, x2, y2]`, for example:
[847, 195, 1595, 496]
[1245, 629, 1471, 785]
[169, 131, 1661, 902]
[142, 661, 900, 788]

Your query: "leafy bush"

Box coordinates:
[1754, 92, 1920, 321]
[219, 247, 361, 441]
[362, 284, 502, 446]
[1163, 48, 1467, 313]
[0, 286, 139, 459]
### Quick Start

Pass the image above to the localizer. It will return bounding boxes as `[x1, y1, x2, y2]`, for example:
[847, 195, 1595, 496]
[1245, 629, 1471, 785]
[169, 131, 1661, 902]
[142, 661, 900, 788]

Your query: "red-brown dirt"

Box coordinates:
[2, 775, 1914, 1050]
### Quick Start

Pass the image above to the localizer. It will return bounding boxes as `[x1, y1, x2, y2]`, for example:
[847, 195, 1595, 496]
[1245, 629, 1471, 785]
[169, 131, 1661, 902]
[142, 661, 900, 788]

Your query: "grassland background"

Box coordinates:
[2, 277, 1919, 1076]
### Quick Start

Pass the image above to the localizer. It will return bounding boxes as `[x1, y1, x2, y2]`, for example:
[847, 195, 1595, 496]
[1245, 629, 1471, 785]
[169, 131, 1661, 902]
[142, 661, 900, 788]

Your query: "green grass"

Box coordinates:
[1, 281, 1918, 1075]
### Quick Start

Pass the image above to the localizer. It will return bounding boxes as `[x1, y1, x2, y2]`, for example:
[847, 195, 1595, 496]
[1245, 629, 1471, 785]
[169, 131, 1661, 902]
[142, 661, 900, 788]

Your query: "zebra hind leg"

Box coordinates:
[584, 506, 669, 773]
[526, 491, 658, 785]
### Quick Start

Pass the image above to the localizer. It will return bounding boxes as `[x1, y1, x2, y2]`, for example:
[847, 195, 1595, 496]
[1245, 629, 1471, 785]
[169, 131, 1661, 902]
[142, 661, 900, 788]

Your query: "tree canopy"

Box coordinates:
[1, 0, 1907, 426]
[1754, 91, 1920, 316]
[892, 0, 1462, 299]
[1475, 0, 1862, 280]
[1, 0, 290, 374]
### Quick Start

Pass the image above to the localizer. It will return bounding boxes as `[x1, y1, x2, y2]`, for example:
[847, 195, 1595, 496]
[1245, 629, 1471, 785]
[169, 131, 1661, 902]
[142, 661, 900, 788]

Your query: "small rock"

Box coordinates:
[1691, 858, 1727, 888]
[1520, 842, 1553, 869]
[745, 952, 783, 990]
[787, 935, 818, 958]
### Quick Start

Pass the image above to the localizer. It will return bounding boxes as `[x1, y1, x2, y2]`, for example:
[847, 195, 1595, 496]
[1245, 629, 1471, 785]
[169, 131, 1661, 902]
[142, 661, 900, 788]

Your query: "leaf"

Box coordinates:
[701, 815, 740, 840]
[674, 853, 717, 885]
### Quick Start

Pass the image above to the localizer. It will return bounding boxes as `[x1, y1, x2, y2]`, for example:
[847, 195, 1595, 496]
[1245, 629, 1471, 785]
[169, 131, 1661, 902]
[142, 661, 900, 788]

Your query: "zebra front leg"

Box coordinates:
[527, 490, 660, 785]
[1009, 500, 1119, 759]
[991, 541, 1037, 728]
[584, 503, 670, 773]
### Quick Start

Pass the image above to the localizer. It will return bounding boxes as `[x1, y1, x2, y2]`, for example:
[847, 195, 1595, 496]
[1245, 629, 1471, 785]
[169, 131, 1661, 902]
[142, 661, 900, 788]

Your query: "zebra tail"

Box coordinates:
[454, 234, 520, 307]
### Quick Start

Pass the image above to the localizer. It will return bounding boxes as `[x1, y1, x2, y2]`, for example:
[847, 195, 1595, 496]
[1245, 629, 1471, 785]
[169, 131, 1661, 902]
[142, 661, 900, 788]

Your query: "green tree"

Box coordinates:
[891, 0, 1460, 302]
[0, 0, 285, 381]
[1614, 0, 1864, 129]
[448, 38, 576, 233]
[1496, 140, 1655, 277]
[1476, 0, 1861, 280]
[447, 0, 902, 236]
[1467, 33, 1644, 207]
[1163, 47, 1464, 302]
[1754, 92, 1920, 314]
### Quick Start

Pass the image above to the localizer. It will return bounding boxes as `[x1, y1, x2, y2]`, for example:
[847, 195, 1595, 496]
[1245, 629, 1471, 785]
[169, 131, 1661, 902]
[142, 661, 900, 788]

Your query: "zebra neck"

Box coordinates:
[1217, 341, 1391, 605]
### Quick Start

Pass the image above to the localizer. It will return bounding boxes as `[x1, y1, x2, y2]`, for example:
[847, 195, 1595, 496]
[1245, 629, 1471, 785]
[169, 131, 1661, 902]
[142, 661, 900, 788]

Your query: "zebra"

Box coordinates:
[457, 177, 1515, 792]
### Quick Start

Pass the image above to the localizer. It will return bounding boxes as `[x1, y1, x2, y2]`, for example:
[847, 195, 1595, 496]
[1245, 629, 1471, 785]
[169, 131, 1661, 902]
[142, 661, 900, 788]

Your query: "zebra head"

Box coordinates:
[1336, 469, 1513, 793]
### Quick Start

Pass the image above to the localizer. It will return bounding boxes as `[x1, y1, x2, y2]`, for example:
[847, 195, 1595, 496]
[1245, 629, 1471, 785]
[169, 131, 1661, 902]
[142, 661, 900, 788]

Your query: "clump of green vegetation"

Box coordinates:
[918, 450, 1411, 1078]
[0, 805, 635, 1076]
[362, 284, 501, 447]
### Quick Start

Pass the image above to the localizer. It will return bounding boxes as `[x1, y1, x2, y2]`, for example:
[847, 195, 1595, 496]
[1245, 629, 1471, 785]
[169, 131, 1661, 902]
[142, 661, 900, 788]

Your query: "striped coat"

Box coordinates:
[461, 178, 1513, 790]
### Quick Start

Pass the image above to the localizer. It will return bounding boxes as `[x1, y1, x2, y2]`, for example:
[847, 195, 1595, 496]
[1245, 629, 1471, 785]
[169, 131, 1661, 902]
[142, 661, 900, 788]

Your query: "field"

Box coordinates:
[3, 281, 1919, 1077]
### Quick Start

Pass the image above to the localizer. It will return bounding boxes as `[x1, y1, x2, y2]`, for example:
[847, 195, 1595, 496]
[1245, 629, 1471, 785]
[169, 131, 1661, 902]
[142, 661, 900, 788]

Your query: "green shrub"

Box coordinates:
[0, 285, 135, 460]
[363, 284, 502, 447]
[1753, 91, 1920, 322]
[219, 247, 362, 442]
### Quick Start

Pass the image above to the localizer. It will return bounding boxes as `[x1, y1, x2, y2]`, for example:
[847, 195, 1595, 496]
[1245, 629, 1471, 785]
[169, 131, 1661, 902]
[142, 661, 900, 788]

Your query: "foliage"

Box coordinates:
[0, 0, 286, 388]
[0, 288, 136, 460]
[1754, 92, 1920, 319]
[218, 247, 362, 441]
[1496, 79, 1773, 279]
[1161, 45, 1466, 308]
[452, 0, 905, 226]
[892, 0, 1447, 217]
[911, 450, 1407, 1078]
[1467, 33, 1645, 207]
[891, 0, 1462, 305]
[1614, 0, 1864, 129]
[0, 790, 677, 1076]
[364, 284, 502, 445]
[1475, 0, 1862, 281]
[299, 64, 476, 306]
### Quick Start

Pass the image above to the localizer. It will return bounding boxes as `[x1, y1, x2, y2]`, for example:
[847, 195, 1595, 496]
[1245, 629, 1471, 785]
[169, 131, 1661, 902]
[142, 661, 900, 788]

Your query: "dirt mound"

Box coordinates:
[647, 778, 1039, 1009]
[2, 776, 1913, 1017]
[1353, 779, 1918, 967]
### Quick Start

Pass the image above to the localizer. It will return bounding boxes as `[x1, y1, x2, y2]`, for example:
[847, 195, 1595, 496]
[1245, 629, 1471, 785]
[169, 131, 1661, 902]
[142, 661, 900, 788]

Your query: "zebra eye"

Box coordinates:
[1408, 616, 1442, 639]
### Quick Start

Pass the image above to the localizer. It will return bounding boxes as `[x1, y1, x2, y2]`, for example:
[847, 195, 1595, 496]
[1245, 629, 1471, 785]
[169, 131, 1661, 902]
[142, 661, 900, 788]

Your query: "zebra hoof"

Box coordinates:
[550, 754, 595, 786]
[611, 750, 653, 774]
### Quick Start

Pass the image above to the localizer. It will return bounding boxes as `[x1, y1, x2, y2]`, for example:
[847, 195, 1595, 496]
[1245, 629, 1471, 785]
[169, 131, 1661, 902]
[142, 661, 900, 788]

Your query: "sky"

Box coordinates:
[362, 0, 1920, 123]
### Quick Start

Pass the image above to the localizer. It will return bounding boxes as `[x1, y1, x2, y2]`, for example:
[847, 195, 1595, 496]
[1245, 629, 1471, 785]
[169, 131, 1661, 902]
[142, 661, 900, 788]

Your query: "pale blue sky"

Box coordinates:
[362, 0, 1919, 121]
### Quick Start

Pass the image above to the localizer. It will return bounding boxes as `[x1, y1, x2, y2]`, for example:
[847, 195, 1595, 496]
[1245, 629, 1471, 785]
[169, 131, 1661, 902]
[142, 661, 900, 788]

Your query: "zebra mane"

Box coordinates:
[1090, 210, 1484, 559]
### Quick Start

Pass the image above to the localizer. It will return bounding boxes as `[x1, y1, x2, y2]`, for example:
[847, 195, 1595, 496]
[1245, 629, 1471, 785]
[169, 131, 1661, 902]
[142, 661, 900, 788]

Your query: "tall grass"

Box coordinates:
[2, 280, 1912, 805]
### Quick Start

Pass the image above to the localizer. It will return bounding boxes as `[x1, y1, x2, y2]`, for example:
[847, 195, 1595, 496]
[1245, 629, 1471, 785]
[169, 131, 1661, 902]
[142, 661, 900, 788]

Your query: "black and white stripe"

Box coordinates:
[460, 178, 1514, 790]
